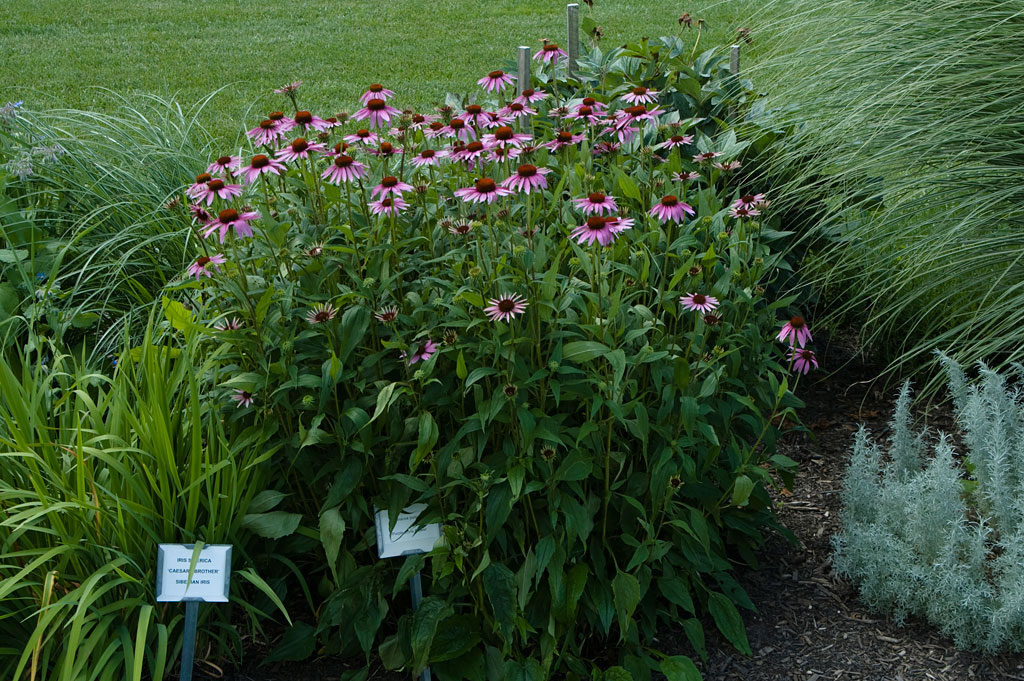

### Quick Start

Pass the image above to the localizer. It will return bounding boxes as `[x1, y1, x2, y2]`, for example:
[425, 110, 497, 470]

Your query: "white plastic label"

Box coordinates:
[374, 504, 442, 558]
[156, 544, 232, 602]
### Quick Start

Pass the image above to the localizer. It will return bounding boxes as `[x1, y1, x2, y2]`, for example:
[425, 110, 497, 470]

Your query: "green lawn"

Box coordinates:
[0, 0, 759, 141]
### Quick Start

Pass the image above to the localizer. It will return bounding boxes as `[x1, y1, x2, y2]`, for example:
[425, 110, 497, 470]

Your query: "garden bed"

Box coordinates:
[194, 337, 1024, 681]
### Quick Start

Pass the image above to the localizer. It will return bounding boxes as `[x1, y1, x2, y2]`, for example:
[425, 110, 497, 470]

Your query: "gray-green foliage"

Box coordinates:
[833, 356, 1024, 651]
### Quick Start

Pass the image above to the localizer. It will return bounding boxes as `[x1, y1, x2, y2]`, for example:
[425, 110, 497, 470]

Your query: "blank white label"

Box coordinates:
[375, 504, 442, 559]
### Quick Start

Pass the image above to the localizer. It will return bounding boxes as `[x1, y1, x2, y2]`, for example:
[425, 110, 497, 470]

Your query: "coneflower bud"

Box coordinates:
[540, 446, 556, 461]
[503, 384, 518, 398]
[443, 329, 458, 345]
[497, 208, 510, 220]
[414, 183, 429, 195]
[469, 266, 482, 277]
[335, 111, 350, 123]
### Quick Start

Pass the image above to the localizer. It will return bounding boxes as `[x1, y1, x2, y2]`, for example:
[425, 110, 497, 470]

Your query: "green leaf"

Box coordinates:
[411, 597, 452, 675]
[555, 451, 592, 481]
[234, 568, 292, 624]
[617, 171, 642, 201]
[482, 563, 517, 636]
[161, 296, 193, 332]
[429, 614, 481, 663]
[241, 511, 302, 539]
[263, 622, 316, 664]
[563, 340, 611, 363]
[319, 507, 346, 578]
[412, 411, 439, 468]
[731, 474, 754, 507]
[255, 286, 275, 325]
[248, 490, 287, 513]
[338, 305, 370, 362]
[659, 656, 702, 681]
[707, 591, 752, 655]
[458, 290, 485, 308]
[604, 666, 633, 681]
[369, 382, 404, 424]
[465, 366, 498, 389]
[612, 571, 643, 640]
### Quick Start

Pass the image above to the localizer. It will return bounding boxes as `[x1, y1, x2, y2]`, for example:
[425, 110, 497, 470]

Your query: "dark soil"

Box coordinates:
[196, 339, 1024, 681]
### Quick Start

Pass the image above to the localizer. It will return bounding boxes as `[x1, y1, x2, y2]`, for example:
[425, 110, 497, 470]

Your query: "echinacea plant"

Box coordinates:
[156, 34, 810, 681]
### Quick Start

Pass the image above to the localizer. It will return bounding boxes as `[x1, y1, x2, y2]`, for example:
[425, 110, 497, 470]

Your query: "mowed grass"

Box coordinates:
[0, 0, 759, 142]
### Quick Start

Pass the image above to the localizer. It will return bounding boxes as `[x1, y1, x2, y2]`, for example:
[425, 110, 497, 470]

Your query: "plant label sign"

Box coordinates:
[374, 504, 441, 558]
[156, 544, 232, 602]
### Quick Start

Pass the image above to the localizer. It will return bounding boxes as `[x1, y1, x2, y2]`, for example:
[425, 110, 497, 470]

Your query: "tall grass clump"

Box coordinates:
[0, 323, 288, 681]
[743, 0, 1024, 392]
[0, 93, 219, 357]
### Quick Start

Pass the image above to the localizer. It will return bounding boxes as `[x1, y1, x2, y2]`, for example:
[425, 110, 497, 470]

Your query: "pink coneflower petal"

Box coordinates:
[214, 317, 243, 331]
[369, 196, 408, 217]
[274, 80, 302, 95]
[533, 44, 567, 64]
[305, 302, 338, 324]
[403, 339, 437, 365]
[371, 175, 414, 199]
[353, 98, 402, 129]
[498, 101, 538, 120]
[621, 85, 659, 105]
[450, 140, 489, 163]
[566, 104, 603, 125]
[613, 105, 662, 129]
[500, 164, 551, 194]
[231, 389, 256, 408]
[292, 111, 331, 132]
[484, 293, 528, 322]
[570, 216, 629, 247]
[360, 84, 395, 105]
[207, 155, 241, 176]
[344, 129, 380, 146]
[410, 148, 447, 168]
[648, 195, 695, 223]
[713, 160, 742, 171]
[728, 206, 761, 219]
[267, 111, 296, 134]
[321, 154, 368, 184]
[514, 88, 548, 105]
[478, 70, 516, 93]
[441, 118, 476, 142]
[187, 253, 226, 280]
[186, 173, 214, 199]
[673, 171, 701, 183]
[247, 120, 285, 146]
[201, 209, 260, 243]
[189, 204, 212, 225]
[454, 178, 513, 204]
[238, 154, 286, 184]
[193, 178, 243, 206]
[788, 347, 819, 374]
[544, 130, 585, 151]
[679, 292, 719, 313]
[733, 193, 766, 208]
[573, 192, 618, 216]
[276, 137, 328, 163]
[693, 151, 722, 163]
[481, 126, 532, 148]
[407, 113, 437, 130]
[778, 316, 813, 348]
[657, 134, 694, 150]
[374, 305, 399, 323]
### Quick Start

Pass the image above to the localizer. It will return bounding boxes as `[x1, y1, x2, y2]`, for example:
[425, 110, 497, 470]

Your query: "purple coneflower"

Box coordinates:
[679, 292, 719, 313]
[423, 121, 447, 140]
[214, 317, 243, 331]
[658, 134, 694, 150]
[478, 70, 516, 93]
[306, 302, 338, 324]
[500, 164, 551, 194]
[713, 160, 742, 171]
[454, 178, 513, 204]
[579, 96, 608, 114]
[734, 193, 766, 208]
[693, 151, 722, 163]
[574, 192, 618, 216]
[247, 120, 285, 147]
[411, 148, 445, 168]
[267, 111, 296, 134]
[567, 105, 602, 125]
[448, 221, 473, 236]
[375, 305, 399, 323]
[344, 128, 380, 146]
[194, 179, 243, 206]
[482, 126, 532, 148]
[370, 141, 403, 159]
[451, 141, 489, 163]
[372, 176, 414, 199]
[602, 124, 640, 144]
[789, 347, 819, 374]
[231, 390, 255, 408]
[207, 155, 241, 176]
[488, 145, 522, 163]
[274, 81, 302, 95]
[292, 111, 331, 132]
[729, 205, 760, 219]
[354, 98, 402, 129]
[778, 316, 813, 348]
[360, 83, 395, 105]
[515, 88, 548, 105]
[187, 253, 226, 280]
[571, 216, 630, 246]
[621, 85, 659, 105]
[238, 154, 286, 184]
[187, 173, 214, 199]
[369, 196, 408, 217]
[484, 293, 528, 322]
[673, 171, 701, 183]
[442, 118, 476, 142]
[545, 130, 585, 151]
[276, 137, 327, 163]
[407, 113, 436, 130]
[321, 155, 368, 184]
[592, 141, 621, 156]
[613, 105, 662, 129]
[498, 102, 537, 120]
[534, 43, 567, 64]
[461, 104, 492, 129]
[649, 195, 695, 223]
[404, 339, 437, 365]
[203, 208, 260, 243]
[190, 204, 212, 225]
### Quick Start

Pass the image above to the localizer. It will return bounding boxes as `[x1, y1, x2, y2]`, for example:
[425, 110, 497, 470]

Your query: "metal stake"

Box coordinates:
[567, 3, 579, 77]
[730, 44, 741, 75]
[410, 572, 431, 681]
[179, 601, 199, 681]
[517, 46, 531, 97]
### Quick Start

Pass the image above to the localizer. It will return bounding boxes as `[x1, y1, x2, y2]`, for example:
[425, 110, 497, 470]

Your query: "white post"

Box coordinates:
[730, 44, 740, 75]
[567, 3, 579, 77]
[517, 46, 531, 97]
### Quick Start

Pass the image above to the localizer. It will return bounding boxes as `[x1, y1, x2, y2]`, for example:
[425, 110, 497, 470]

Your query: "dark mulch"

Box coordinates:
[197, 338, 1024, 681]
